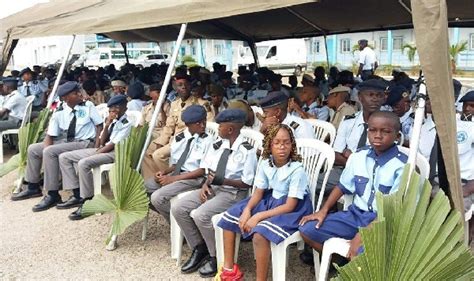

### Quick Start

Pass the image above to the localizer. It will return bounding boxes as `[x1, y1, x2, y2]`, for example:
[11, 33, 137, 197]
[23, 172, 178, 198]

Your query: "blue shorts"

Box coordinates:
[298, 205, 376, 245]
[218, 190, 313, 244]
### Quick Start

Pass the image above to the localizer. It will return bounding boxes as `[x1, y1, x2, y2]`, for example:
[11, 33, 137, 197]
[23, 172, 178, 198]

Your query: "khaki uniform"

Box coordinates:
[330, 102, 356, 129]
[147, 97, 214, 174]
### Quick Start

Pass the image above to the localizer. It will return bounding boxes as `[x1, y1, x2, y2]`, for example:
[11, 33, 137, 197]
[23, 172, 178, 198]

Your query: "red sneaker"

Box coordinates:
[217, 264, 244, 281]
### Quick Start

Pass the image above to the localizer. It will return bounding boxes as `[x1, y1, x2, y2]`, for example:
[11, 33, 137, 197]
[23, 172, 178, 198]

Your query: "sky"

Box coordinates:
[0, 0, 48, 19]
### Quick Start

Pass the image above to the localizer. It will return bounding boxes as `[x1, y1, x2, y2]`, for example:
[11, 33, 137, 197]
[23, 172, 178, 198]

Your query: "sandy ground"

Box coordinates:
[0, 149, 314, 280]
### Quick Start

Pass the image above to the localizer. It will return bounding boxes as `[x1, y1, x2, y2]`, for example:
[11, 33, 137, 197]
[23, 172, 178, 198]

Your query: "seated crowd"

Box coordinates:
[1, 61, 473, 280]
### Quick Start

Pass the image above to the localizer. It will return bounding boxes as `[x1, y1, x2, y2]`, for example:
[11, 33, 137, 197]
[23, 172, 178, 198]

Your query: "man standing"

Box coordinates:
[11, 82, 103, 212]
[357, 39, 378, 81]
[18, 67, 46, 111]
[0, 78, 27, 132]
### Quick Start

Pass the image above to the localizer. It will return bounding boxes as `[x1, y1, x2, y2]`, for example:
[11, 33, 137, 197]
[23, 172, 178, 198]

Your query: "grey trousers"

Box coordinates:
[59, 148, 115, 198]
[171, 187, 247, 257]
[145, 177, 205, 223]
[0, 118, 20, 132]
[25, 140, 92, 191]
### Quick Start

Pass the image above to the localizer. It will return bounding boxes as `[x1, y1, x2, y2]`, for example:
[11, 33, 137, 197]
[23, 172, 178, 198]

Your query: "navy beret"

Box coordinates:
[181, 105, 207, 124]
[107, 95, 127, 107]
[215, 108, 247, 124]
[259, 91, 289, 109]
[357, 79, 388, 93]
[459, 90, 474, 103]
[19, 67, 33, 77]
[127, 82, 144, 99]
[2, 77, 18, 87]
[57, 81, 80, 97]
[453, 79, 462, 96]
[219, 71, 233, 80]
[385, 85, 410, 106]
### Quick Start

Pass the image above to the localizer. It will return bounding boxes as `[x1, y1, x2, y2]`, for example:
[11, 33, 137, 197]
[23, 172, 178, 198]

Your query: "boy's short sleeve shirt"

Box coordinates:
[106, 113, 133, 145]
[338, 145, 408, 212]
[170, 128, 213, 173]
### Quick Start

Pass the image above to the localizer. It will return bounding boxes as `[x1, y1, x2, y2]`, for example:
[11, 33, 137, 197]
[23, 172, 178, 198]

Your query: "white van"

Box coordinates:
[237, 39, 307, 76]
[84, 48, 160, 69]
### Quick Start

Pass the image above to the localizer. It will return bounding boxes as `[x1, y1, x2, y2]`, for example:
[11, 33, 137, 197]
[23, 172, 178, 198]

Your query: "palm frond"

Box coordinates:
[402, 44, 417, 63]
[82, 125, 150, 243]
[449, 41, 468, 61]
[0, 153, 20, 177]
[333, 165, 474, 281]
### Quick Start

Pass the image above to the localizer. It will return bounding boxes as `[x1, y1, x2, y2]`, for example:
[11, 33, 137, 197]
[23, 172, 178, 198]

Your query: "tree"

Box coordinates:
[449, 41, 468, 74]
[402, 43, 417, 63]
[333, 165, 474, 280]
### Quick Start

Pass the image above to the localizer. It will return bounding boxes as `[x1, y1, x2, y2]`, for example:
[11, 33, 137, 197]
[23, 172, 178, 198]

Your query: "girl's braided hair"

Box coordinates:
[261, 124, 302, 166]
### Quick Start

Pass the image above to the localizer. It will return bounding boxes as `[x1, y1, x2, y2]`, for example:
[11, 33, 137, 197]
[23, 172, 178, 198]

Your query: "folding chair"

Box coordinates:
[314, 146, 430, 281]
[0, 96, 35, 163]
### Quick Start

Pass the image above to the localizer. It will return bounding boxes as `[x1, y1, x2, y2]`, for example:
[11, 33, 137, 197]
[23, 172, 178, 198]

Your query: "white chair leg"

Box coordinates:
[170, 211, 182, 260]
[271, 243, 287, 281]
[234, 234, 241, 263]
[318, 247, 331, 281]
[142, 212, 148, 241]
[213, 214, 225, 266]
[0, 132, 4, 164]
[92, 168, 102, 196]
[313, 250, 321, 281]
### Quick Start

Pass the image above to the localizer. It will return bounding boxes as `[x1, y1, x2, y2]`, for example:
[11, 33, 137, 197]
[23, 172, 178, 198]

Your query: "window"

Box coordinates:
[214, 44, 223, 56]
[266, 46, 277, 58]
[310, 40, 320, 54]
[340, 39, 351, 53]
[191, 46, 196, 56]
[470, 34, 474, 50]
[393, 37, 403, 50]
[380, 37, 388, 51]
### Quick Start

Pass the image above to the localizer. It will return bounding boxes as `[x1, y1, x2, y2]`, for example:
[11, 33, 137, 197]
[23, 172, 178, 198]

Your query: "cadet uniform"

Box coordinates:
[457, 92, 474, 211]
[292, 100, 331, 121]
[59, 95, 132, 202]
[151, 96, 214, 173]
[12, 82, 103, 211]
[145, 105, 213, 222]
[300, 145, 407, 245]
[259, 91, 315, 139]
[127, 82, 147, 112]
[172, 109, 257, 277]
[331, 102, 356, 129]
[18, 67, 46, 109]
[0, 78, 26, 131]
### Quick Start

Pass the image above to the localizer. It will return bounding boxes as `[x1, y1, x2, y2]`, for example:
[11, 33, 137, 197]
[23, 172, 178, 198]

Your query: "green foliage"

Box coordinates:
[402, 44, 417, 63]
[0, 109, 51, 178]
[450, 41, 469, 61]
[82, 125, 150, 243]
[181, 55, 198, 67]
[333, 165, 474, 281]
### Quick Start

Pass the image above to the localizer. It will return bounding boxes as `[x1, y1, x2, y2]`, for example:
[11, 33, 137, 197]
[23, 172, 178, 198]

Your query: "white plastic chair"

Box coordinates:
[0, 95, 35, 163]
[206, 121, 219, 139]
[270, 138, 335, 281]
[304, 119, 337, 146]
[314, 145, 430, 281]
[125, 110, 142, 127]
[95, 103, 109, 119]
[465, 204, 474, 245]
[239, 128, 264, 152]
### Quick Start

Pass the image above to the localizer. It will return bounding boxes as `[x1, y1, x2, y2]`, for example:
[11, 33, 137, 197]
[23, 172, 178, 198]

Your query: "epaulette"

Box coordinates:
[175, 132, 185, 142]
[409, 112, 415, 119]
[290, 121, 300, 130]
[356, 145, 370, 152]
[121, 118, 129, 124]
[33, 80, 38, 84]
[200, 132, 208, 138]
[78, 101, 86, 106]
[213, 140, 223, 150]
[56, 104, 64, 111]
[204, 103, 211, 112]
[241, 141, 253, 150]
[344, 114, 356, 120]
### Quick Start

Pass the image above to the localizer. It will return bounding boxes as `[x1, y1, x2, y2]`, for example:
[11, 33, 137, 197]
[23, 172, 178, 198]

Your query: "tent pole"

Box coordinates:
[47, 35, 76, 108]
[121, 42, 129, 64]
[136, 23, 188, 171]
[248, 41, 260, 68]
[324, 35, 330, 68]
[407, 82, 426, 173]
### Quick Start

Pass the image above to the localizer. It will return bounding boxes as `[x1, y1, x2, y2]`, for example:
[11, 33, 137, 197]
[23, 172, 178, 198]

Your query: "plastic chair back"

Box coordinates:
[304, 119, 336, 146]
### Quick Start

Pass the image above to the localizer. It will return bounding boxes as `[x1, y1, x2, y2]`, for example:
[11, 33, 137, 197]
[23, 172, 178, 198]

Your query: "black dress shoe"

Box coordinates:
[69, 206, 89, 221]
[198, 256, 217, 278]
[299, 250, 314, 266]
[181, 244, 209, 274]
[32, 195, 62, 212]
[57, 196, 84, 209]
[11, 188, 42, 201]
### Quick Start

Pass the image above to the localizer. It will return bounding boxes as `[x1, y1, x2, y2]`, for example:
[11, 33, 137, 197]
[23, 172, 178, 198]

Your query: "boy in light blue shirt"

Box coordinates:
[299, 111, 407, 259]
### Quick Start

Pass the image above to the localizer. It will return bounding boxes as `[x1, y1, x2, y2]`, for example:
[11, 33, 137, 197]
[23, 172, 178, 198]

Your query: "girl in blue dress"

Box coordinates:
[217, 124, 313, 280]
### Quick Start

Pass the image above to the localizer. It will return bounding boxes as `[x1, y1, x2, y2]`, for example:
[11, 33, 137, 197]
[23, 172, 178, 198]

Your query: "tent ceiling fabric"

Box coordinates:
[1, 0, 473, 43]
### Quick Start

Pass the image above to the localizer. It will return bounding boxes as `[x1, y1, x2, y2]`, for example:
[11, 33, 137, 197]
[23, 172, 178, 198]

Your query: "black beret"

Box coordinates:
[357, 79, 388, 93]
[459, 90, 474, 103]
[2, 77, 18, 87]
[127, 82, 145, 99]
[107, 95, 128, 107]
[220, 71, 233, 80]
[19, 67, 33, 77]
[259, 91, 289, 109]
[215, 109, 247, 124]
[268, 73, 282, 82]
[181, 105, 207, 124]
[57, 81, 80, 97]
[385, 85, 410, 106]
[174, 73, 191, 81]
